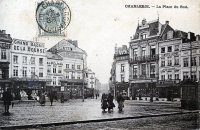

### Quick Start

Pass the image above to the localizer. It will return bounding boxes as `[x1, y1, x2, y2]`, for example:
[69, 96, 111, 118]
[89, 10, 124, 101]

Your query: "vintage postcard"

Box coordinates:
[0, 0, 200, 129]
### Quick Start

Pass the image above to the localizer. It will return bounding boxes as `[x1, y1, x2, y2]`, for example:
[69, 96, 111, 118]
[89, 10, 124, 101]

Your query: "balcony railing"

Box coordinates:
[130, 74, 157, 80]
[129, 54, 159, 64]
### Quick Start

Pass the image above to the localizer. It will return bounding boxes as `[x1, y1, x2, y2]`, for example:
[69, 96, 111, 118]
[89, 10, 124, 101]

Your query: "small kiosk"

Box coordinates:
[180, 79, 199, 110]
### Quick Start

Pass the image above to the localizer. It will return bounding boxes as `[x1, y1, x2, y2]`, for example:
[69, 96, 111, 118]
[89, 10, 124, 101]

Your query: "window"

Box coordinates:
[133, 65, 137, 78]
[121, 64, 125, 72]
[77, 65, 81, 70]
[31, 67, 35, 77]
[191, 57, 196, 66]
[174, 56, 179, 65]
[22, 56, 27, 64]
[58, 66, 62, 73]
[121, 74, 125, 82]
[161, 60, 165, 67]
[66, 73, 69, 79]
[175, 45, 179, 51]
[58, 77, 62, 85]
[161, 47, 165, 53]
[167, 57, 172, 66]
[72, 64, 75, 69]
[161, 75, 165, 80]
[47, 65, 51, 73]
[66, 64, 69, 69]
[133, 49, 137, 60]
[183, 72, 189, 80]
[1, 49, 6, 59]
[39, 68, 43, 77]
[77, 73, 81, 79]
[168, 46, 172, 52]
[175, 74, 179, 80]
[168, 74, 172, 80]
[39, 58, 43, 66]
[183, 58, 188, 67]
[150, 48, 156, 56]
[22, 67, 27, 77]
[167, 31, 173, 39]
[53, 65, 56, 73]
[142, 47, 146, 56]
[31, 57, 35, 65]
[13, 55, 18, 64]
[191, 72, 196, 81]
[71, 72, 75, 79]
[53, 77, 56, 85]
[141, 64, 146, 75]
[13, 66, 18, 77]
[150, 64, 155, 78]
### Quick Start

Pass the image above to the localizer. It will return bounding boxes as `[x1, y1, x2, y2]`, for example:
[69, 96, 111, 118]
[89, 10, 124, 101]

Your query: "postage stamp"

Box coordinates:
[36, 0, 71, 34]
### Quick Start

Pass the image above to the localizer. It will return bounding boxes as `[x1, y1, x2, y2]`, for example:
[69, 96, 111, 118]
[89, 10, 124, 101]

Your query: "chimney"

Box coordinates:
[196, 35, 200, 41]
[188, 32, 196, 41]
[165, 21, 169, 25]
[72, 40, 78, 47]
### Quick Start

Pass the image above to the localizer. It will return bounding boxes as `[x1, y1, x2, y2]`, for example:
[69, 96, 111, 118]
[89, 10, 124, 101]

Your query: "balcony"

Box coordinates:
[129, 54, 159, 64]
[130, 74, 157, 80]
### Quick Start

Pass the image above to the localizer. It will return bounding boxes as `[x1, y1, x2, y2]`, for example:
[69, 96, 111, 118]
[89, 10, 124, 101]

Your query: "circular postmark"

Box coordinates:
[36, 0, 71, 33]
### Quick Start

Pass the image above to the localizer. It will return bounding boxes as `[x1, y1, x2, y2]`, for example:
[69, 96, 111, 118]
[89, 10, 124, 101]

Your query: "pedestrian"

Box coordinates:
[107, 93, 115, 112]
[48, 90, 54, 106]
[2, 88, 13, 114]
[95, 93, 98, 99]
[101, 93, 108, 112]
[117, 93, 125, 112]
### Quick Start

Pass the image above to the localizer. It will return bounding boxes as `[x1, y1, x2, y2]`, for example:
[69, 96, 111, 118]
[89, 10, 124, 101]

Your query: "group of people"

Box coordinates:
[39, 91, 65, 106]
[101, 93, 125, 112]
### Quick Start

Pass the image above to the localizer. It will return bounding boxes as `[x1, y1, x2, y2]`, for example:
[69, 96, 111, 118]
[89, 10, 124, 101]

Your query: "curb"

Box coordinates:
[0, 111, 199, 129]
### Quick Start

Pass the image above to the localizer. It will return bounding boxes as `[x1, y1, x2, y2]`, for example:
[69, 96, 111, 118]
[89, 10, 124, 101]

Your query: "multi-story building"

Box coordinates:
[157, 29, 188, 100]
[0, 30, 12, 98]
[114, 45, 129, 98]
[47, 39, 87, 99]
[157, 24, 199, 100]
[129, 19, 162, 100]
[46, 51, 63, 91]
[10, 39, 49, 99]
[86, 69, 95, 97]
[95, 78, 101, 96]
[109, 62, 116, 96]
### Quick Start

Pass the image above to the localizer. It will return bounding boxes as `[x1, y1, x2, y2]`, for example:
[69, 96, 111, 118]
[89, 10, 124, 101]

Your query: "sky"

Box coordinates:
[0, 0, 200, 84]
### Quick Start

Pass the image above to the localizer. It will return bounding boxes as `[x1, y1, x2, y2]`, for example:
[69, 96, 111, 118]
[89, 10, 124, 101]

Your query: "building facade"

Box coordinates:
[47, 39, 87, 99]
[86, 69, 95, 97]
[0, 30, 12, 98]
[129, 19, 162, 100]
[10, 39, 49, 99]
[114, 45, 129, 98]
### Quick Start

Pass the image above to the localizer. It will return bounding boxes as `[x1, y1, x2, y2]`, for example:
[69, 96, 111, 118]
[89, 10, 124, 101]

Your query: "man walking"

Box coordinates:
[3, 88, 13, 114]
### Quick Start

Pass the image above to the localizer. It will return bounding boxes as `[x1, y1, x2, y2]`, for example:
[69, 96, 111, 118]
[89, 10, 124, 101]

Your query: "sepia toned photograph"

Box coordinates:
[0, 0, 200, 129]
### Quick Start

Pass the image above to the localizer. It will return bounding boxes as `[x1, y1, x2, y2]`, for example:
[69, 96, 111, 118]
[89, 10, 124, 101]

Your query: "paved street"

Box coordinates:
[24, 112, 200, 130]
[0, 98, 199, 128]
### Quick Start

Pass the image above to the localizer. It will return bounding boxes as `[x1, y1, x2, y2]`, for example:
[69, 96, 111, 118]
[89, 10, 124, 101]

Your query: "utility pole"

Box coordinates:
[82, 56, 85, 102]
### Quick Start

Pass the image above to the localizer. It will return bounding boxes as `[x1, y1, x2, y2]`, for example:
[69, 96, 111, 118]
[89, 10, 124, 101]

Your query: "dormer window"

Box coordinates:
[140, 33, 147, 40]
[167, 31, 173, 39]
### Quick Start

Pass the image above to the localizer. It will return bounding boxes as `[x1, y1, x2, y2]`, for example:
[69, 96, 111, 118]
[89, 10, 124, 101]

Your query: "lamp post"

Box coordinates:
[150, 79, 153, 102]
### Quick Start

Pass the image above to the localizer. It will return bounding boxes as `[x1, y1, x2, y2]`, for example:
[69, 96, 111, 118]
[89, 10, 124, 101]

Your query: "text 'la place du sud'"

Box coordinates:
[125, 4, 188, 9]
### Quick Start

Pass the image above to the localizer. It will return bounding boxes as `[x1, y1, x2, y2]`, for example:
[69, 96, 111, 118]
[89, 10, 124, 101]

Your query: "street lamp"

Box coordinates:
[150, 79, 153, 102]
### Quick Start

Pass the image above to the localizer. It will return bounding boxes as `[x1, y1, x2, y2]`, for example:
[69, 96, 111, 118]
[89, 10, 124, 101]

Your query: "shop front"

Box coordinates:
[156, 80, 181, 101]
[60, 79, 87, 100]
